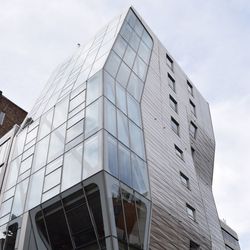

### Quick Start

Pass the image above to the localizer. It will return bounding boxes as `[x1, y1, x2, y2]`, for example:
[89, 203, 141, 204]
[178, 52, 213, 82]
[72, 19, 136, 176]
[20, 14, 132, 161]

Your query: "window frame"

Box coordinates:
[171, 117, 180, 136]
[168, 73, 175, 92]
[180, 172, 190, 189]
[189, 100, 196, 117]
[166, 54, 174, 71]
[187, 80, 194, 96]
[186, 203, 196, 221]
[190, 121, 197, 139]
[169, 95, 178, 113]
[174, 144, 184, 160]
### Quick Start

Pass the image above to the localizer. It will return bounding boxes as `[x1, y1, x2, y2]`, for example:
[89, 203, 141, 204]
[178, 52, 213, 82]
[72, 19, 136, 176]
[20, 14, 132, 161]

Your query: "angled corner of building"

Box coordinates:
[0, 6, 229, 250]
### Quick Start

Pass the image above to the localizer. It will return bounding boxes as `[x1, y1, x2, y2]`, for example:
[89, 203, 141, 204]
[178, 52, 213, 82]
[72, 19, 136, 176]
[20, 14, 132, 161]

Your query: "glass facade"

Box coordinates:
[0, 8, 153, 250]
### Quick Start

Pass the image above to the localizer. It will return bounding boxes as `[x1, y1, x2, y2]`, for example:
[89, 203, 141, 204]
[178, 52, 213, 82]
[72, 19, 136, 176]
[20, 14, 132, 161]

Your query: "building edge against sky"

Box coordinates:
[0, 6, 240, 250]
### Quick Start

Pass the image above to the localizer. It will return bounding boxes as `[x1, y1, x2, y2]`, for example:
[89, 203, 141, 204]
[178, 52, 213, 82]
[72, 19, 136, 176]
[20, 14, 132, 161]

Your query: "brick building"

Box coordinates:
[0, 91, 27, 138]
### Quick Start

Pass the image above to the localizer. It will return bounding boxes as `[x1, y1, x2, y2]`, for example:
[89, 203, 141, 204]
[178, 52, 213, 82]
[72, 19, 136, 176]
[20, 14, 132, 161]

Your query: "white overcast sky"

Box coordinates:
[1, 0, 249, 248]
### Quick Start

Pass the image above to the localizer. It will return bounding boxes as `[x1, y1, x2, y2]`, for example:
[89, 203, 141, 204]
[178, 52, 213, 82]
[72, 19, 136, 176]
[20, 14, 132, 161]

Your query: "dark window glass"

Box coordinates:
[169, 95, 177, 113]
[190, 122, 197, 139]
[43, 202, 73, 250]
[180, 172, 189, 189]
[187, 80, 194, 96]
[168, 73, 175, 92]
[175, 145, 184, 160]
[186, 204, 196, 221]
[85, 184, 105, 239]
[171, 117, 179, 136]
[190, 100, 196, 116]
[190, 240, 200, 250]
[166, 54, 173, 70]
[3, 223, 18, 250]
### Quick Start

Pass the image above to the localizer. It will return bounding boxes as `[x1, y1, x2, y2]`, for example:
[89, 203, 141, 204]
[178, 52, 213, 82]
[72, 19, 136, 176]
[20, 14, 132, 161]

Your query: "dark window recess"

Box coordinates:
[180, 172, 189, 189]
[186, 204, 196, 221]
[166, 54, 173, 70]
[35, 184, 105, 250]
[190, 122, 197, 139]
[175, 145, 184, 160]
[190, 240, 200, 250]
[190, 100, 196, 116]
[187, 80, 193, 96]
[1, 223, 18, 250]
[169, 95, 178, 113]
[171, 117, 179, 136]
[168, 73, 175, 92]
[191, 147, 195, 160]
[0, 112, 5, 125]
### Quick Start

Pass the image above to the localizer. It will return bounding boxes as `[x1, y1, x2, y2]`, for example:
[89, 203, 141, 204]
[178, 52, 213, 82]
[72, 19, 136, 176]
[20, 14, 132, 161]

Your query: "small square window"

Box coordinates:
[180, 172, 189, 189]
[190, 122, 197, 138]
[169, 95, 178, 113]
[190, 240, 200, 250]
[168, 73, 175, 92]
[189, 100, 196, 116]
[0, 112, 5, 125]
[171, 117, 179, 136]
[166, 54, 173, 70]
[186, 203, 196, 221]
[187, 80, 193, 96]
[175, 145, 183, 160]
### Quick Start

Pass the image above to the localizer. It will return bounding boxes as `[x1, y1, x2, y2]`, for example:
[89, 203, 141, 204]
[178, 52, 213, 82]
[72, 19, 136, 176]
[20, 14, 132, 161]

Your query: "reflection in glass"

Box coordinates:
[105, 51, 121, 78]
[127, 94, 141, 127]
[104, 132, 118, 178]
[37, 108, 53, 140]
[123, 45, 136, 68]
[116, 84, 127, 115]
[129, 32, 140, 52]
[116, 62, 130, 87]
[127, 72, 144, 101]
[133, 56, 147, 81]
[122, 189, 141, 248]
[138, 40, 151, 63]
[104, 71, 115, 104]
[52, 97, 69, 129]
[131, 153, 149, 196]
[11, 178, 29, 218]
[5, 156, 21, 189]
[118, 143, 131, 186]
[26, 168, 45, 210]
[113, 35, 127, 58]
[32, 135, 50, 172]
[86, 70, 102, 105]
[62, 143, 83, 191]
[129, 121, 145, 159]
[66, 119, 84, 143]
[12, 129, 27, 158]
[117, 111, 129, 147]
[83, 132, 102, 180]
[47, 123, 66, 163]
[20, 155, 33, 174]
[104, 99, 116, 137]
[112, 184, 127, 242]
[44, 168, 61, 192]
[85, 98, 102, 138]
[69, 90, 85, 112]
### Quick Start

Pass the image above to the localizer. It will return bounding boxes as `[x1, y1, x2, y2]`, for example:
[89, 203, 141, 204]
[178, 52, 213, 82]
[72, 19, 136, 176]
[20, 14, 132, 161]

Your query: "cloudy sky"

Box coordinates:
[1, 0, 249, 248]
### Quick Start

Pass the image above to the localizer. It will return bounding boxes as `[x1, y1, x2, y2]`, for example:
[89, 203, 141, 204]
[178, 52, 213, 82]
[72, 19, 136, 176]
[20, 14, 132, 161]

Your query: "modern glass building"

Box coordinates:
[0, 7, 233, 250]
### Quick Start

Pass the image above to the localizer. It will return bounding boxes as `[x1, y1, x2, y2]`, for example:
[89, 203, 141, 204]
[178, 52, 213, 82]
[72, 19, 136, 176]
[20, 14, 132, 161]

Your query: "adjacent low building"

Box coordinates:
[0, 6, 240, 250]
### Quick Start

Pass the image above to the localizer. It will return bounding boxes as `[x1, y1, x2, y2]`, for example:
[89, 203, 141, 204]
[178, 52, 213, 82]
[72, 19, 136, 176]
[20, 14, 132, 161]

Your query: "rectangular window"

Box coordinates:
[175, 145, 184, 160]
[191, 147, 195, 160]
[171, 117, 179, 136]
[180, 172, 190, 189]
[169, 95, 178, 113]
[166, 54, 173, 70]
[186, 204, 196, 221]
[168, 73, 175, 92]
[190, 122, 197, 139]
[190, 100, 196, 116]
[0, 112, 6, 125]
[187, 80, 193, 96]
